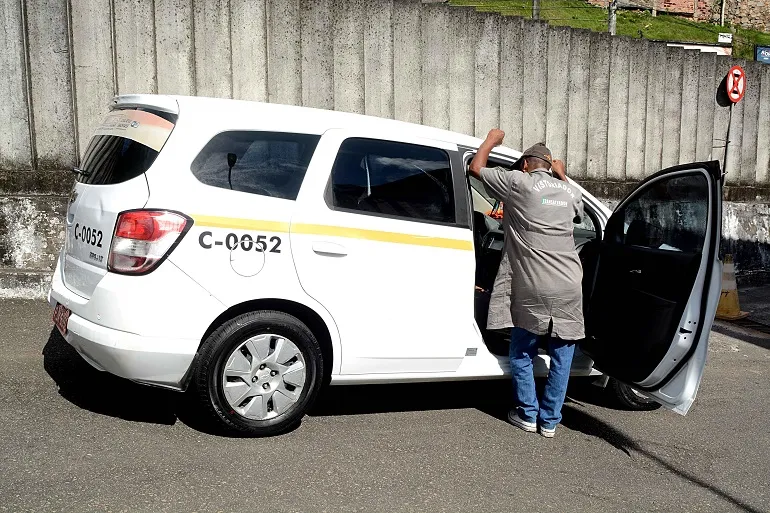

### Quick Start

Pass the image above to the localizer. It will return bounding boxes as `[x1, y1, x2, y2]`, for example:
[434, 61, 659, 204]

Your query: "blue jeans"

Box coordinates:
[509, 327, 575, 430]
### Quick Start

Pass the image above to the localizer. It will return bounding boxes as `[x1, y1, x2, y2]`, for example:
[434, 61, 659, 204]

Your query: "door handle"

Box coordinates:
[312, 241, 348, 256]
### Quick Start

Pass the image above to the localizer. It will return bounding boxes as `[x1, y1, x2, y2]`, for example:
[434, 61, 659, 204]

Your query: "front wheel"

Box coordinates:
[608, 378, 661, 411]
[193, 310, 324, 436]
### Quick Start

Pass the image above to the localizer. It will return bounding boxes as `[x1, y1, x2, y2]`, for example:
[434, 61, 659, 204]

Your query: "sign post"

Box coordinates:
[722, 65, 746, 178]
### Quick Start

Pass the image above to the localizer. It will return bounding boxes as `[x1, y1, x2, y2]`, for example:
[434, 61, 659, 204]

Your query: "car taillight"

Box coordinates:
[108, 210, 192, 275]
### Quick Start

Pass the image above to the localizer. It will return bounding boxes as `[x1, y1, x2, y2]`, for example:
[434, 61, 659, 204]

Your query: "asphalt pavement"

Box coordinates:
[1, 299, 769, 513]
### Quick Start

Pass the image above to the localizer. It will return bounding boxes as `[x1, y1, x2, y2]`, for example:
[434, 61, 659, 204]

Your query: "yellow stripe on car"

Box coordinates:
[192, 215, 473, 251]
[193, 215, 291, 233]
[292, 223, 473, 250]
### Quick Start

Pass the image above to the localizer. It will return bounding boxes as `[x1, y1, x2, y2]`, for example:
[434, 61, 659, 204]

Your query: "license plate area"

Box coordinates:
[53, 303, 71, 336]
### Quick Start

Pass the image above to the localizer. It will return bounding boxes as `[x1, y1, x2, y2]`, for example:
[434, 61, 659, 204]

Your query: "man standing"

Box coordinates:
[469, 129, 584, 438]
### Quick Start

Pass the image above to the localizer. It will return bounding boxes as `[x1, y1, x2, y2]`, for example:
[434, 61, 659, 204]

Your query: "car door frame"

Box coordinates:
[582, 160, 723, 413]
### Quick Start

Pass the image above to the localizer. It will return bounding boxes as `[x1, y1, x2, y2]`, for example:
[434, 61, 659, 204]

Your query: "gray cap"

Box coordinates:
[512, 142, 553, 170]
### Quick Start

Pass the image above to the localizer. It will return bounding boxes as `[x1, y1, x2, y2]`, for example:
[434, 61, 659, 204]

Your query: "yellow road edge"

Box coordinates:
[192, 215, 473, 251]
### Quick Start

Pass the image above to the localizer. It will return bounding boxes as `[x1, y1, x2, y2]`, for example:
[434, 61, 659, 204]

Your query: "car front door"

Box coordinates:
[290, 129, 477, 376]
[581, 161, 723, 414]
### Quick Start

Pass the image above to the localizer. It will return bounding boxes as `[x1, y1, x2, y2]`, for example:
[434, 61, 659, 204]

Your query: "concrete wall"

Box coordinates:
[1, 0, 769, 296]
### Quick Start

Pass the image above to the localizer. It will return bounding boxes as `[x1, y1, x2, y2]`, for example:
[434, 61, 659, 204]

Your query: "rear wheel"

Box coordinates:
[608, 378, 661, 411]
[193, 310, 324, 436]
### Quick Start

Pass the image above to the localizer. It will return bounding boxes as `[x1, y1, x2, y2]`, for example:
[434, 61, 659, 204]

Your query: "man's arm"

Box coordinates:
[469, 129, 505, 179]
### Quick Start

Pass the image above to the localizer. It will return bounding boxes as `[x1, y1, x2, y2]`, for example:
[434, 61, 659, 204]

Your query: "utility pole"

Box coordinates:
[532, 0, 540, 20]
[720, 0, 726, 25]
[608, 0, 617, 35]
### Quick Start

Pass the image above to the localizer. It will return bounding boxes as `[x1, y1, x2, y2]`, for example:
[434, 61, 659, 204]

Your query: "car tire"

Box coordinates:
[193, 310, 324, 436]
[608, 378, 661, 411]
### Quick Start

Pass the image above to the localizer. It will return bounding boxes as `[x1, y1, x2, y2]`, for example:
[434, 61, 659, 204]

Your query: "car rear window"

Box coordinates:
[191, 131, 321, 200]
[78, 109, 176, 185]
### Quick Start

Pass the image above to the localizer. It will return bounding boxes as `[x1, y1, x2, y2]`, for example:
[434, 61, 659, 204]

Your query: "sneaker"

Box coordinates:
[539, 425, 556, 438]
[507, 411, 537, 433]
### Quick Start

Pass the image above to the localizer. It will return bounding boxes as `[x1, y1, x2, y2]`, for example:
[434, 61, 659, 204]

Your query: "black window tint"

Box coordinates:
[191, 131, 320, 200]
[609, 173, 709, 253]
[78, 135, 159, 185]
[331, 138, 455, 224]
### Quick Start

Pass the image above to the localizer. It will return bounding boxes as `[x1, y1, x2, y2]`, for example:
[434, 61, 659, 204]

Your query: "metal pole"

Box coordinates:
[720, 0, 726, 26]
[723, 103, 733, 177]
[533, 0, 540, 20]
[608, 0, 617, 35]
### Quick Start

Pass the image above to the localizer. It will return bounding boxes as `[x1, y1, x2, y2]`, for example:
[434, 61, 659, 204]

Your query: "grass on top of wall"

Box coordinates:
[450, 0, 770, 60]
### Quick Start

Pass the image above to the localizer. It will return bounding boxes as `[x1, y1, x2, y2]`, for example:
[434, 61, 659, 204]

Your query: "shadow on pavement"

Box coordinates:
[711, 320, 770, 351]
[561, 405, 765, 513]
[308, 377, 615, 418]
[41, 329, 253, 437]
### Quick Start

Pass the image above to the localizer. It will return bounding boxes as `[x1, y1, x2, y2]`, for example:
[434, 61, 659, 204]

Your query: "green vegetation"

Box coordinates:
[450, 0, 770, 60]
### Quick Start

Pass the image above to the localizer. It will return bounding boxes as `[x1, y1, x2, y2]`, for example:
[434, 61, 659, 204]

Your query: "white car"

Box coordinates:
[49, 94, 723, 436]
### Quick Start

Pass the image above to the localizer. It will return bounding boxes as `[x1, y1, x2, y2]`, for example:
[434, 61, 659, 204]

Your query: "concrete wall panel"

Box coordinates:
[678, 50, 699, 164]
[300, 0, 333, 109]
[231, 0, 267, 102]
[474, 13, 500, 139]
[567, 29, 590, 178]
[499, 17, 524, 151]
[625, 39, 648, 181]
[3, 2, 770, 190]
[520, 21, 548, 149]
[333, 0, 365, 114]
[155, 0, 195, 96]
[70, 0, 114, 158]
[449, 8, 475, 136]
[545, 26, 570, 162]
[606, 36, 630, 181]
[114, 0, 156, 95]
[364, 0, 394, 119]
[25, 0, 76, 169]
[739, 61, 761, 185]
[421, 4, 450, 129]
[695, 52, 716, 162]
[392, 0, 421, 125]
[661, 46, 684, 169]
[0, 0, 32, 170]
[644, 43, 666, 176]
[193, 0, 232, 99]
[756, 64, 770, 186]
[586, 32, 610, 180]
[267, 0, 301, 106]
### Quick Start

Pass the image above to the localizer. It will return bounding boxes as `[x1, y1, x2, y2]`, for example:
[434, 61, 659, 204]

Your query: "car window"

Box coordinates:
[330, 138, 455, 224]
[191, 131, 320, 200]
[608, 173, 708, 253]
[79, 109, 176, 185]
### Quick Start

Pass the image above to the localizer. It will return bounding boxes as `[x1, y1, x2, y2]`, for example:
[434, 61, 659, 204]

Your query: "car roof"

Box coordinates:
[114, 93, 522, 160]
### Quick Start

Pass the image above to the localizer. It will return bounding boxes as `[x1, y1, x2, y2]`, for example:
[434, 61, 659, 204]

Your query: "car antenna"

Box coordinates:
[227, 153, 237, 190]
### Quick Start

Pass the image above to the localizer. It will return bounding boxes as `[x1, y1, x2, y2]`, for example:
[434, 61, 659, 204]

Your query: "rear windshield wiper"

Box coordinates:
[72, 166, 90, 177]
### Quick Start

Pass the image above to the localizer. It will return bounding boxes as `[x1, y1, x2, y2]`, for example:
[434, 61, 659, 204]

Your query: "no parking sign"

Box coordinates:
[725, 65, 746, 103]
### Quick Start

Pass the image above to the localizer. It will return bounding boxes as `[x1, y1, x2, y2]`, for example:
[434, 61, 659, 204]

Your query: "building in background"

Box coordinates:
[587, 0, 770, 32]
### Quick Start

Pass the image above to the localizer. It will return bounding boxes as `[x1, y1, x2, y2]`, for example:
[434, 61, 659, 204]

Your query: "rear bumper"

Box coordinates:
[49, 300, 196, 389]
[48, 253, 222, 390]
